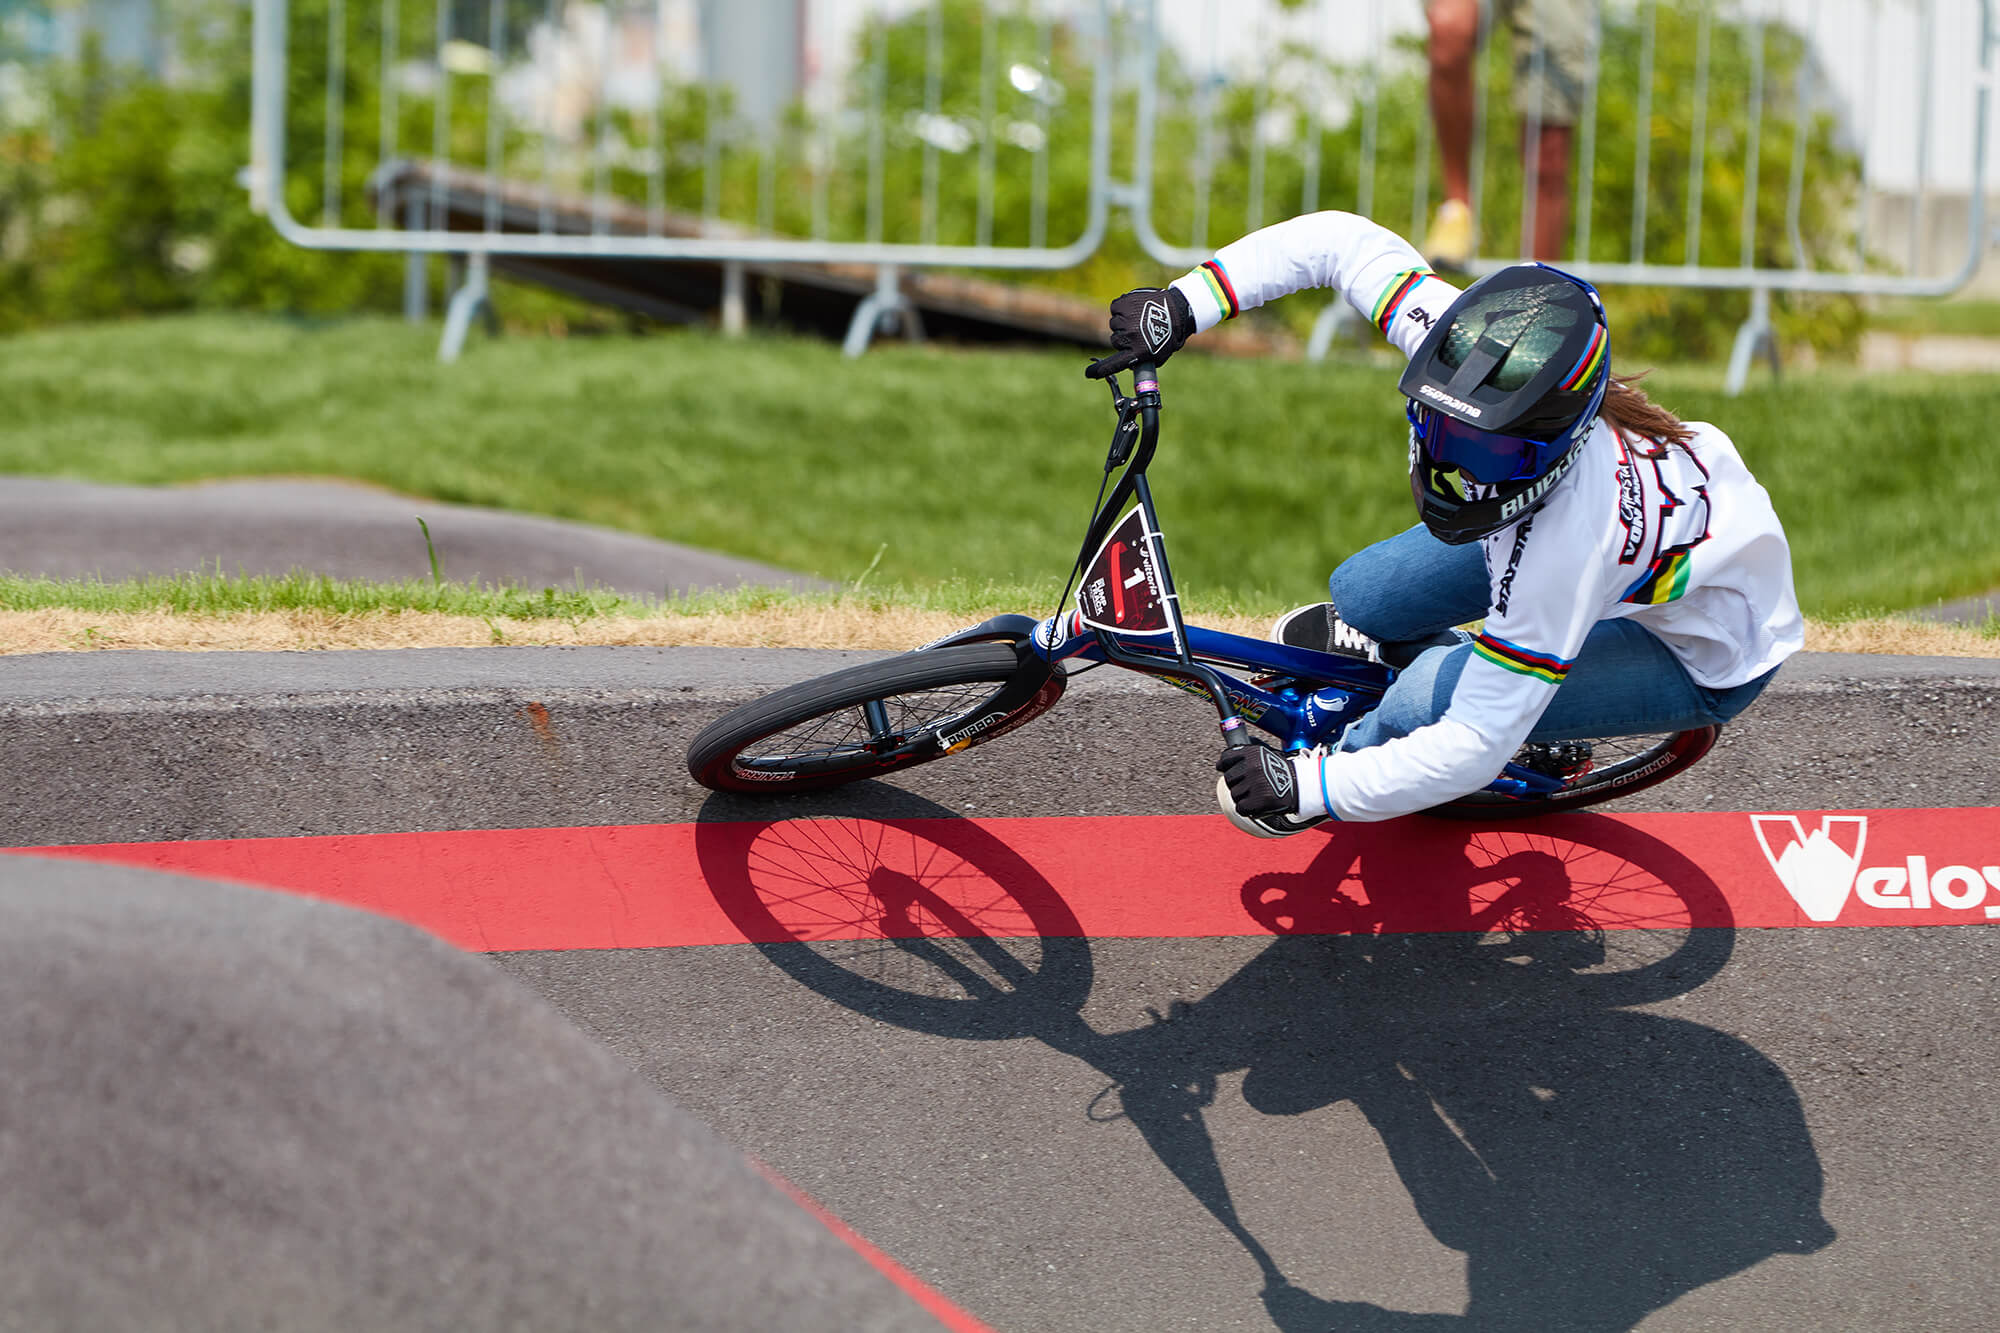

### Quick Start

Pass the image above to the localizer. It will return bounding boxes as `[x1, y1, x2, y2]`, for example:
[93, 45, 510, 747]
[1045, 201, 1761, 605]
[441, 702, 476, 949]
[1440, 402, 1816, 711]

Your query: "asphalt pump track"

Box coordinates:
[1, 645, 1996, 1331]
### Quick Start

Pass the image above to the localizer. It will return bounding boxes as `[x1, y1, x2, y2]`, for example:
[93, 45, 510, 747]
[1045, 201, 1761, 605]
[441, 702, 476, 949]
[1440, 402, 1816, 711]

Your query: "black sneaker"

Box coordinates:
[1269, 603, 1379, 662]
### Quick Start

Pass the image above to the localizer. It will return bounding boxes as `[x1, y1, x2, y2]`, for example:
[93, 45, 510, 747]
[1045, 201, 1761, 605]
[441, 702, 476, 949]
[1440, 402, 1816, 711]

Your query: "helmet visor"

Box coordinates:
[1407, 402, 1548, 485]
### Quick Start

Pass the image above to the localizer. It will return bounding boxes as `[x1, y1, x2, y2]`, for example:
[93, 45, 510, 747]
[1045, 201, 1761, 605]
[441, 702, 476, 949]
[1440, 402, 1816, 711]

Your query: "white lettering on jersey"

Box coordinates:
[1494, 516, 1534, 615]
[1616, 443, 1646, 564]
[1618, 434, 1715, 604]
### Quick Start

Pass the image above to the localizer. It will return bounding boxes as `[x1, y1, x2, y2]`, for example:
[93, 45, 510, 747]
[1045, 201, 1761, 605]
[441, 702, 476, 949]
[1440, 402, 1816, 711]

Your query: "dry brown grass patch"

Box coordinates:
[1, 607, 1993, 658]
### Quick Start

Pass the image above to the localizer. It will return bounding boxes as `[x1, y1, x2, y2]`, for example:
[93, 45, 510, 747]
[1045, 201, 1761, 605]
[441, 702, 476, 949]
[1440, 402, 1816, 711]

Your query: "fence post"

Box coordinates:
[721, 261, 748, 337]
[1724, 286, 1780, 395]
[1306, 303, 1365, 361]
[402, 191, 427, 324]
[439, 252, 494, 363]
[842, 264, 921, 358]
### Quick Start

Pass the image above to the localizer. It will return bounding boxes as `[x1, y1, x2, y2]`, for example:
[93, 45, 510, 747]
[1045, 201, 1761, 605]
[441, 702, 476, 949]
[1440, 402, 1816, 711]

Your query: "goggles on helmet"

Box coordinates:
[1404, 401, 1558, 485]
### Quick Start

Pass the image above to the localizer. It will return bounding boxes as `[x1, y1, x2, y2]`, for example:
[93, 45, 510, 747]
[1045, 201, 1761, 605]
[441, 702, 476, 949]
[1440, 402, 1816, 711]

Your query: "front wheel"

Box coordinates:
[686, 642, 1065, 794]
[1429, 726, 1719, 819]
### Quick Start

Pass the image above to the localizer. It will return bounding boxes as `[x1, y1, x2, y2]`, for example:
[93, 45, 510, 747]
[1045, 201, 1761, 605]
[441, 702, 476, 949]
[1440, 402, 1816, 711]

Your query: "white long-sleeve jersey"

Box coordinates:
[1169, 212, 1803, 822]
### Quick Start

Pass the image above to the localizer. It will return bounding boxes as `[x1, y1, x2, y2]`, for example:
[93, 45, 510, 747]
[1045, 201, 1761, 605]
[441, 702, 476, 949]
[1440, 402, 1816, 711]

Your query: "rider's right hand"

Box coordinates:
[1088, 286, 1194, 379]
[1216, 740, 1302, 819]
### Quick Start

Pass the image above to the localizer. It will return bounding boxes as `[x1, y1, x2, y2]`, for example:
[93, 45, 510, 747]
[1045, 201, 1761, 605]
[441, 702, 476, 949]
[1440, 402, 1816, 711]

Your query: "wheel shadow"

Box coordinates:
[692, 791, 1834, 1330]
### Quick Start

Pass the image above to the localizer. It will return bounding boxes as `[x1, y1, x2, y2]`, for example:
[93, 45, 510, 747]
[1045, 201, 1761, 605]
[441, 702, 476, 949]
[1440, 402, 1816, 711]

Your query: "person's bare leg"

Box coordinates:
[1427, 0, 1480, 207]
[1424, 0, 1482, 267]
[1528, 123, 1573, 260]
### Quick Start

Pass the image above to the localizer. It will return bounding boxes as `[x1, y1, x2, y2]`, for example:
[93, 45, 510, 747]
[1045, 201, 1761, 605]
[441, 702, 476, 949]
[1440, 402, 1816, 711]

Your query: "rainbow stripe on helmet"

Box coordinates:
[1557, 323, 1607, 391]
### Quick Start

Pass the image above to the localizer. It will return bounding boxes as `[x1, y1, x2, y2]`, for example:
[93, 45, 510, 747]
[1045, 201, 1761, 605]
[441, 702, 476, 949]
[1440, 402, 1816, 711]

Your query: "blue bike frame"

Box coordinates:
[971, 361, 1569, 799]
[1023, 609, 1388, 755]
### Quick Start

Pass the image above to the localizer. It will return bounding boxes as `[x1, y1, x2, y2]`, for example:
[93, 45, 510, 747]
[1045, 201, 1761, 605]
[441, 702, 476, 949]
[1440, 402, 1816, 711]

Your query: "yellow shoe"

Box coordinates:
[1422, 199, 1477, 272]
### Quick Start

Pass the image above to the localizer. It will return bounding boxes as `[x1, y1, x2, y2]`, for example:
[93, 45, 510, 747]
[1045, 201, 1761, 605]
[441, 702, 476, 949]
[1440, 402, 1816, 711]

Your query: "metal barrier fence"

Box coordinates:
[248, 0, 1121, 356]
[248, 0, 1996, 386]
[1129, 0, 1999, 388]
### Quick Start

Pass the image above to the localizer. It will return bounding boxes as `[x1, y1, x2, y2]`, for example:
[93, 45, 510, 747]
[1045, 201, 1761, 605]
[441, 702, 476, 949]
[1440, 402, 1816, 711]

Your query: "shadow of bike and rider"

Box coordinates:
[693, 790, 1835, 1332]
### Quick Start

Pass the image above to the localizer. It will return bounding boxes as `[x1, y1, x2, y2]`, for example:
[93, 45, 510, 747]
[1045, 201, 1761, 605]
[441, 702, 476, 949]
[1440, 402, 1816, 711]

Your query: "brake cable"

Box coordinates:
[1048, 371, 1133, 629]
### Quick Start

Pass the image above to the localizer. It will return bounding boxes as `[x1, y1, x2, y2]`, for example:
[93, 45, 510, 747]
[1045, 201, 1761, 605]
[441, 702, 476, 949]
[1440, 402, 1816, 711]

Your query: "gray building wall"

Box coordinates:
[1862, 192, 2000, 295]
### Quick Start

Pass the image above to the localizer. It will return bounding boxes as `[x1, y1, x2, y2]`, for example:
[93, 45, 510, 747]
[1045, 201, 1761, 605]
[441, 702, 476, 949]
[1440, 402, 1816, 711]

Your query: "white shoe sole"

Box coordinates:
[1215, 775, 1326, 839]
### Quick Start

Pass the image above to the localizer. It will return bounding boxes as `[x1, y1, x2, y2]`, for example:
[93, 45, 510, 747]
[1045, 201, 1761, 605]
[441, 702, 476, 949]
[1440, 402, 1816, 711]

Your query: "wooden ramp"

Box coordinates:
[370, 161, 1290, 355]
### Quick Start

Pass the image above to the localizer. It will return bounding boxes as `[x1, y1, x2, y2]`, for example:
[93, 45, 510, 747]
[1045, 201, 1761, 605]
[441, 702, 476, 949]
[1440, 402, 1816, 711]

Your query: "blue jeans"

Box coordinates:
[1328, 525, 1777, 750]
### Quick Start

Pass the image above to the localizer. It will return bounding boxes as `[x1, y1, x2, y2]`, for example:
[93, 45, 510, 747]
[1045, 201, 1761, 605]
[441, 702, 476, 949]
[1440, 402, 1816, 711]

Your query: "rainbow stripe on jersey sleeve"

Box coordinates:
[1197, 260, 1240, 321]
[1371, 269, 1431, 333]
[1471, 632, 1573, 686]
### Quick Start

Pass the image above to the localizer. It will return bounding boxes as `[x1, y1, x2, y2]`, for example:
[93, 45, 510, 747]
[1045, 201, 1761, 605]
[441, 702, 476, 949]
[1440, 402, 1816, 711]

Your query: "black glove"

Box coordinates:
[1089, 286, 1195, 379]
[1216, 741, 1301, 820]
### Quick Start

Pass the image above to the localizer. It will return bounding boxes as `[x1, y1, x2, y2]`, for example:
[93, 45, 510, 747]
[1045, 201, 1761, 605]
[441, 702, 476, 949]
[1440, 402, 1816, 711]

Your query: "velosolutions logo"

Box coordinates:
[1750, 814, 2000, 924]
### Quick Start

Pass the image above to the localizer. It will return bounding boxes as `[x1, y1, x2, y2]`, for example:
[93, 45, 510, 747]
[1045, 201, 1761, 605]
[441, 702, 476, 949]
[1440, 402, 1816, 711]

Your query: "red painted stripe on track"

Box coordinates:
[11, 808, 1997, 950]
[755, 1163, 1000, 1333]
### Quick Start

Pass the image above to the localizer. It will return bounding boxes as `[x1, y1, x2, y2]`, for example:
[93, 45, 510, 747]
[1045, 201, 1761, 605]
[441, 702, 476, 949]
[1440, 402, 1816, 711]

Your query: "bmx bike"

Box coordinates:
[686, 360, 1716, 819]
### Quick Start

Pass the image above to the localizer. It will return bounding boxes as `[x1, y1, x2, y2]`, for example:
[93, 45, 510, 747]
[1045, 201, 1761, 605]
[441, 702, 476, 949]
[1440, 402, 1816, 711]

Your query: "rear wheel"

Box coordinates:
[686, 642, 1064, 794]
[1430, 726, 1718, 819]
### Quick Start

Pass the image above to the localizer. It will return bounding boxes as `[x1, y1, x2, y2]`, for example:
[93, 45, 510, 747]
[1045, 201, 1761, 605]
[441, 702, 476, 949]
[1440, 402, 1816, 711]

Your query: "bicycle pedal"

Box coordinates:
[1514, 741, 1594, 781]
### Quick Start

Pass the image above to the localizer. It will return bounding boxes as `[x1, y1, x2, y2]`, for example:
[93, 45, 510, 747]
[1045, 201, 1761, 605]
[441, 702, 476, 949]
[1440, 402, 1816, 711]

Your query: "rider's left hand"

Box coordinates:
[1215, 740, 1301, 819]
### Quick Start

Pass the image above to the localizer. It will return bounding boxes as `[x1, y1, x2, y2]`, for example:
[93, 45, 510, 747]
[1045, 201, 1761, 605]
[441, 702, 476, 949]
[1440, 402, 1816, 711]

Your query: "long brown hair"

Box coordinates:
[1598, 371, 1694, 450]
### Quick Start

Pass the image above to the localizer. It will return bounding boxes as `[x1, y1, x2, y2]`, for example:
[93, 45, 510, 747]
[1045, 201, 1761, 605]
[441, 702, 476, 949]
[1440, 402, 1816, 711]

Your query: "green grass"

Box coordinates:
[0, 567, 1085, 622]
[1867, 298, 2000, 340]
[1, 313, 1996, 619]
[0, 569, 648, 618]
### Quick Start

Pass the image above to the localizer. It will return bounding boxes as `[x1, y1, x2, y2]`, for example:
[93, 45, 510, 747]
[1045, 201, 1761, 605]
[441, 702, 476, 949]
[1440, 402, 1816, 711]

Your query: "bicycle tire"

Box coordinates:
[686, 642, 1065, 794]
[1429, 725, 1719, 820]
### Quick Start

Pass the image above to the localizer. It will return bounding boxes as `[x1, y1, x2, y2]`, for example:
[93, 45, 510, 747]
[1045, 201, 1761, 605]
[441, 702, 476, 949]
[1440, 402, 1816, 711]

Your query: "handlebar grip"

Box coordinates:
[1082, 355, 1166, 385]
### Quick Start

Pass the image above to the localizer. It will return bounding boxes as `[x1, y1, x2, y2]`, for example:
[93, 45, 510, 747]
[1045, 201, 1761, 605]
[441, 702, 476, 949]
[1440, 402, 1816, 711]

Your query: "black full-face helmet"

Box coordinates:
[1397, 263, 1610, 545]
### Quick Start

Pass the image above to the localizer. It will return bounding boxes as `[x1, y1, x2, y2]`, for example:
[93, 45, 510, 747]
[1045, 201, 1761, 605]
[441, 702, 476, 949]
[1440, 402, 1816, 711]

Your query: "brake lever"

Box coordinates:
[1107, 406, 1141, 470]
[1096, 369, 1138, 470]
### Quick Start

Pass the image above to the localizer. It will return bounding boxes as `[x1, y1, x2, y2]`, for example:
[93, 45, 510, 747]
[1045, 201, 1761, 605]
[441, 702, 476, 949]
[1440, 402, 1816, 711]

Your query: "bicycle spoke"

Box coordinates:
[742, 680, 1000, 766]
